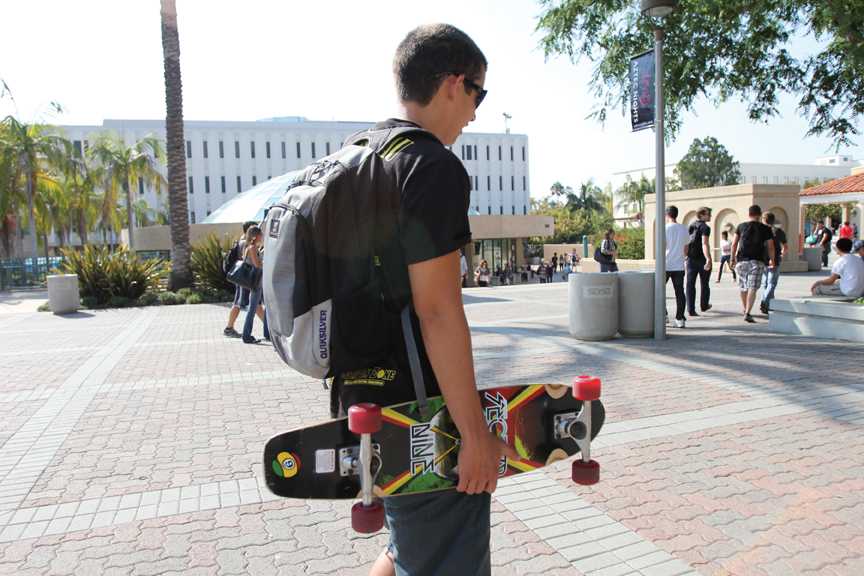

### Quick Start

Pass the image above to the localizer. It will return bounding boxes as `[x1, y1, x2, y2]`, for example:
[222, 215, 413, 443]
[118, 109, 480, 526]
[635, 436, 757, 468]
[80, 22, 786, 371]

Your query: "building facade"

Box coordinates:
[59, 117, 530, 226]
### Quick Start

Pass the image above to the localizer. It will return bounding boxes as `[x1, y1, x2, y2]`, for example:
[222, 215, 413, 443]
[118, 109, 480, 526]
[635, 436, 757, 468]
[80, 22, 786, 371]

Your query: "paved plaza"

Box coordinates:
[0, 271, 861, 575]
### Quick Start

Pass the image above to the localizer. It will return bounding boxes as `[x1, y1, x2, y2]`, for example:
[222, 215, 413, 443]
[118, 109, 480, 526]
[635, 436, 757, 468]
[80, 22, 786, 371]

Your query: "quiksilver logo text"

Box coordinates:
[318, 310, 328, 359]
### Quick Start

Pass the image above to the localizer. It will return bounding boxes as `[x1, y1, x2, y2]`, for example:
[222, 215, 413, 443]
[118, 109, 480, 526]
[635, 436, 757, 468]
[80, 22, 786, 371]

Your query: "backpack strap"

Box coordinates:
[400, 306, 429, 419]
[346, 125, 433, 154]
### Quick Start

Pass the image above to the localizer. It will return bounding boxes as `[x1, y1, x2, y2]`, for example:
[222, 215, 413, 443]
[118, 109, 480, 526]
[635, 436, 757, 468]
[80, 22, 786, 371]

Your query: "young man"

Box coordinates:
[223, 220, 258, 337]
[339, 25, 516, 576]
[838, 221, 854, 240]
[810, 238, 864, 298]
[685, 207, 713, 316]
[665, 205, 689, 328]
[731, 205, 775, 323]
[814, 221, 833, 267]
[759, 212, 788, 314]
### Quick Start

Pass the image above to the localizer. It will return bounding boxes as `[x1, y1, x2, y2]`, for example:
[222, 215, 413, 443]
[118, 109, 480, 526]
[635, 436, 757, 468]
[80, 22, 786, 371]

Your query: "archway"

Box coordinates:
[713, 208, 740, 254]
[767, 206, 789, 231]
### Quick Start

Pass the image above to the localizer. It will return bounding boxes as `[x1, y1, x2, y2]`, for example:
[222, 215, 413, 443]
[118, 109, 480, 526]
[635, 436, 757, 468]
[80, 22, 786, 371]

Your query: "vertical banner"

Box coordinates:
[630, 49, 655, 132]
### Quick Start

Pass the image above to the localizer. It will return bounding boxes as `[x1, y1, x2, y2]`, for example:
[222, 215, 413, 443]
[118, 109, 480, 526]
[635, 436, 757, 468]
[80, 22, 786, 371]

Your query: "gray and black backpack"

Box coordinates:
[261, 127, 427, 381]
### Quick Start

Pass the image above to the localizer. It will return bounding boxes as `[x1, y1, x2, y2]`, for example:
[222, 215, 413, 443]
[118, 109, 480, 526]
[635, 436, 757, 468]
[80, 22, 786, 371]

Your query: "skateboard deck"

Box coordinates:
[263, 383, 605, 500]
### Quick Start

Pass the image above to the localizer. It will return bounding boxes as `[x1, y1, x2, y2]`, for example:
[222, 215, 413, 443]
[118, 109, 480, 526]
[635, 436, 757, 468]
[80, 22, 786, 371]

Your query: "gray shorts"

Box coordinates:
[735, 260, 765, 291]
[384, 490, 491, 576]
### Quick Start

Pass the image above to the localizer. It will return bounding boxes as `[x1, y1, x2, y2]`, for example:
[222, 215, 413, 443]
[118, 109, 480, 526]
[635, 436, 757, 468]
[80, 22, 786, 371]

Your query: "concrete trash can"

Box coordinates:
[618, 271, 655, 338]
[568, 272, 618, 341]
[47, 274, 80, 315]
[803, 247, 823, 271]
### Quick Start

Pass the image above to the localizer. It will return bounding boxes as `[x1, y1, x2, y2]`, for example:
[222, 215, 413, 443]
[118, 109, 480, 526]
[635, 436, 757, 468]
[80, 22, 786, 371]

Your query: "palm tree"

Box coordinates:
[59, 146, 102, 246]
[570, 179, 606, 214]
[88, 133, 165, 250]
[0, 116, 65, 257]
[615, 176, 652, 220]
[0, 123, 23, 257]
[161, 0, 192, 289]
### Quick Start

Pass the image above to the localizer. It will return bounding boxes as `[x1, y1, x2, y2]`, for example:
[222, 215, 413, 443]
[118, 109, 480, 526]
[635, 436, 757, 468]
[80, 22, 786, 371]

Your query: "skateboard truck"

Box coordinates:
[568, 375, 601, 486]
[347, 403, 385, 533]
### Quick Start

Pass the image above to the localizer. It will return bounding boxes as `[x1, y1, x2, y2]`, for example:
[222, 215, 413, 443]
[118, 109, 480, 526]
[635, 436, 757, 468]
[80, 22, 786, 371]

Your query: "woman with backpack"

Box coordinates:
[241, 225, 270, 344]
[600, 229, 619, 272]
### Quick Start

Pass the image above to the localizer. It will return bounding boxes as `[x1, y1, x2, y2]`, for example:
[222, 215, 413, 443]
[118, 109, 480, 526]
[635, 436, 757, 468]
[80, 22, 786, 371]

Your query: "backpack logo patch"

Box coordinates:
[318, 309, 329, 360]
[268, 214, 281, 238]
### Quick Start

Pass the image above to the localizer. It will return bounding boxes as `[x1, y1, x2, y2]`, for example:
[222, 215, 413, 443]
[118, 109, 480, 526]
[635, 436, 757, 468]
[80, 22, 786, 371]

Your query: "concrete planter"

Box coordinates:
[46, 274, 80, 315]
[802, 247, 823, 271]
[618, 271, 654, 338]
[568, 273, 618, 341]
[769, 297, 864, 342]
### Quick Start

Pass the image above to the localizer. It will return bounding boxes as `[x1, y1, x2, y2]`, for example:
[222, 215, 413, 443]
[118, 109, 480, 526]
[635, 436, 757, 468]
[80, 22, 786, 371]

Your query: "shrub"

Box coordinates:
[593, 228, 645, 260]
[108, 295, 132, 308]
[60, 246, 167, 306]
[158, 291, 185, 305]
[81, 296, 99, 309]
[176, 287, 195, 298]
[192, 234, 234, 294]
[137, 292, 160, 306]
[185, 293, 204, 305]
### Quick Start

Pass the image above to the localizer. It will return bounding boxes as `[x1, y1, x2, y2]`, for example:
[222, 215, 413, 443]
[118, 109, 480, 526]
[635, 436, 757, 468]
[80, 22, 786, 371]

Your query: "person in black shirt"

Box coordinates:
[759, 212, 788, 314]
[814, 222, 833, 267]
[685, 207, 713, 316]
[731, 205, 776, 323]
[352, 25, 516, 576]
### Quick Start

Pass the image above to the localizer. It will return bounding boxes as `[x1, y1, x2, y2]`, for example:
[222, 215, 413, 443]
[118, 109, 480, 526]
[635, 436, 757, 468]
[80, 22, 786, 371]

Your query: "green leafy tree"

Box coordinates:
[536, 1, 864, 146]
[616, 176, 653, 218]
[674, 137, 742, 189]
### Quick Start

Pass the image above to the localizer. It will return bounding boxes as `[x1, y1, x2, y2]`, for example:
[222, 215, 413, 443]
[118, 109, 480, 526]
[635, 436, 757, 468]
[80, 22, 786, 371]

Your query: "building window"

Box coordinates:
[206, 210, 211, 216]
[473, 145, 478, 160]
[252, 176, 257, 186]
[326, 142, 331, 155]
[311, 143, 316, 158]
[498, 146, 502, 161]
[500, 206, 504, 215]
[522, 175, 526, 191]
[281, 141, 286, 159]
[512, 206, 516, 215]
[487, 176, 491, 191]
[510, 146, 514, 161]
[219, 140, 224, 158]
[221, 175, 226, 193]
[486, 146, 490, 161]
[499, 176, 503, 191]
[296, 142, 301, 158]
[234, 141, 240, 159]
[523, 206, 527, 215]
[138, 177, 144, 195]
[205, 176, 210, 194]
[522, 147, 525, 162]
[250, 141, 256, 158]
[461, 145, 465, 159]
[488, 206, 492, 215]
[188, 176, 194, 194]
[190, 211, 196, 224]
[474, 176, 478, 190]
[236, 176, 242, 192]
[467, 146, 472, 161]
[186, 140, 192, 158]
[266, 142, 271, 159]
[511, 176, 515, 191]
[203, 141, 208, 158]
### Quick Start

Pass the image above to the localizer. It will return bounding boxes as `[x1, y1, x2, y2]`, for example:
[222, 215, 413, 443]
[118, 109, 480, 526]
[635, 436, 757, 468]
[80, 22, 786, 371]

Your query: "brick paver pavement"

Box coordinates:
[0, 271, 861, 575]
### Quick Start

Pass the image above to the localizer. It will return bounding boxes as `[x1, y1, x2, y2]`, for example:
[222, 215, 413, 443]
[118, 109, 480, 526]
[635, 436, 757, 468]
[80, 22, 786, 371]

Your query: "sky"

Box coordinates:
[1, 0, 859, 198]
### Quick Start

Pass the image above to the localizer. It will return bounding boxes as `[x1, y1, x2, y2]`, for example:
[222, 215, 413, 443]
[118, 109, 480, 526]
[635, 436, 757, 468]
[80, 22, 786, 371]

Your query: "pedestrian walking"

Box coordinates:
[223, 221, 257, 337]
[759, 212, 788, 314]
[474, 260, 491, 287]
[814, 222, 833, 268]
[731, 205, 776, 323]
[665, 206, 688, 328]
[716, 231, 736, 283]
[686, 207, 713, 316]
[241, 226, 269, 344]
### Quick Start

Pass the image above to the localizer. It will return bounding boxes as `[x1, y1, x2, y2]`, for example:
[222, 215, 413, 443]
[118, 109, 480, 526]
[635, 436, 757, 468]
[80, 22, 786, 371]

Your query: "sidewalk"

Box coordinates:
[0, 271, 861, 575]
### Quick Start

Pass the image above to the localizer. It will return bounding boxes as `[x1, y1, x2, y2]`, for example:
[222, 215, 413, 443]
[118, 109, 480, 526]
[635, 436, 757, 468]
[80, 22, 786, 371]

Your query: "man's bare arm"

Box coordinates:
[408, 250, 517, 495]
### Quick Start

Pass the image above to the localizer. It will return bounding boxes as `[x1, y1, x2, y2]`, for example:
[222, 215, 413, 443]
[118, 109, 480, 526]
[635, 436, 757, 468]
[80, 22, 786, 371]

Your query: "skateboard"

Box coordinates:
[263, 375, 604, 533]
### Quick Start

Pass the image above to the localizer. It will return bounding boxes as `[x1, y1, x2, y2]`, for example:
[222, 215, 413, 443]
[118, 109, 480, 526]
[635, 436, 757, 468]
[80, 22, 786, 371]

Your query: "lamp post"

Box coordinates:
[641, 0, 677, 341]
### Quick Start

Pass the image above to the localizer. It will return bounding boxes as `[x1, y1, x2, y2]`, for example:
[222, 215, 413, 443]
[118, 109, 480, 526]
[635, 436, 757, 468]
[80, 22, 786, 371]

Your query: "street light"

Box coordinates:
[641, 0, 678, 341]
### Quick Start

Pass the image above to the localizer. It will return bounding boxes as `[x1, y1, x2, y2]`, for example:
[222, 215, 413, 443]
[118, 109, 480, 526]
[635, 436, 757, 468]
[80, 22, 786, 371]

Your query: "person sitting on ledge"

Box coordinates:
[810, 238, 864, 298]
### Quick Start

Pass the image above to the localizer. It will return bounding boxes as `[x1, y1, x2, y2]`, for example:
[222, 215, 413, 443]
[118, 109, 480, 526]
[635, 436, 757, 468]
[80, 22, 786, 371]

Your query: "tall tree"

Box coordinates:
[161, 0, 193, 289]
[0, 117, 64, 257]
[536, 1, 864, 146]
[616, 176, 654, 218]
[674, 136, 742, 189]
[88, 133, 165, 250]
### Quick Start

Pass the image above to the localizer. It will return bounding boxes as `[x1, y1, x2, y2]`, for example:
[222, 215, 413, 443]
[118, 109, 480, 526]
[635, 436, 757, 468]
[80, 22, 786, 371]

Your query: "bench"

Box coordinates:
[769, 297, 864, 343]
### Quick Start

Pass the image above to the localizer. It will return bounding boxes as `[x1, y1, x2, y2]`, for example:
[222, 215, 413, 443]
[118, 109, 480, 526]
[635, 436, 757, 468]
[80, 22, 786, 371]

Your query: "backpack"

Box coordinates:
[261, 126, 427, 381]
[222, 240, 242, 276]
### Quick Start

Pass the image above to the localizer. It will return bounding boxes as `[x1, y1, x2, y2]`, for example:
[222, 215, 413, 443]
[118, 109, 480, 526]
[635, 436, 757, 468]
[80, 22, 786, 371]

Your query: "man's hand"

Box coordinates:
[811, 282, 820, 295]
[768, 259, 776, 270]
[457, 430, 519, 494]
[704, 260, 713, 272]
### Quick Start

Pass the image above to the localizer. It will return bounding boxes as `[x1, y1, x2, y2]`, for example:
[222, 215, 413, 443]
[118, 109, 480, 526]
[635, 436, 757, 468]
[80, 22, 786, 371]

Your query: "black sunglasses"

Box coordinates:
[463, 78, 488, 108]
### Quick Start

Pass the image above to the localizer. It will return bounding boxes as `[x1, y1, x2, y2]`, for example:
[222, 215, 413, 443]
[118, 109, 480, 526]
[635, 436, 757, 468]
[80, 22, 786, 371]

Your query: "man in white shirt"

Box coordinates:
[811, 238, 864, 297]
[665, 206, 689, 328]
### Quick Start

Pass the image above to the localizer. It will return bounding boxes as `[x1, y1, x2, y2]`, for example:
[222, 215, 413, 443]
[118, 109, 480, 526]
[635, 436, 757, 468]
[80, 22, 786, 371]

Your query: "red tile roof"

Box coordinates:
[800, 172, 864, 196]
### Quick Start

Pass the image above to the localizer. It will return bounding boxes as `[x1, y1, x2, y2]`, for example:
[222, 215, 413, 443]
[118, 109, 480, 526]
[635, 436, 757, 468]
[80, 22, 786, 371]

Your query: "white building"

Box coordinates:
[59, 117, 530, 225]
[611, 155, 860, 222]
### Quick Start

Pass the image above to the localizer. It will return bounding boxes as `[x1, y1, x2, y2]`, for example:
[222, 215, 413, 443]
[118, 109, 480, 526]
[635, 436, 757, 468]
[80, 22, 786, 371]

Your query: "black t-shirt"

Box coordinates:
[815, 227, 832, 249]
[687, 221, 711, 261]
[337, 119, 471, 411]
[771, 227, 787, 263]
[736, 221, 774, 263]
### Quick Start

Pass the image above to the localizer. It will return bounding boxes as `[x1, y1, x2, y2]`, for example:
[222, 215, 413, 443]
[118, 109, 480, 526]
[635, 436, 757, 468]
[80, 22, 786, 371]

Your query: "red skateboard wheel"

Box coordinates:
[572, 460, 600, 485]
[348, 403, 382, 435]
[572, 375, 601, 401]
[351, 500, 385, 533]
